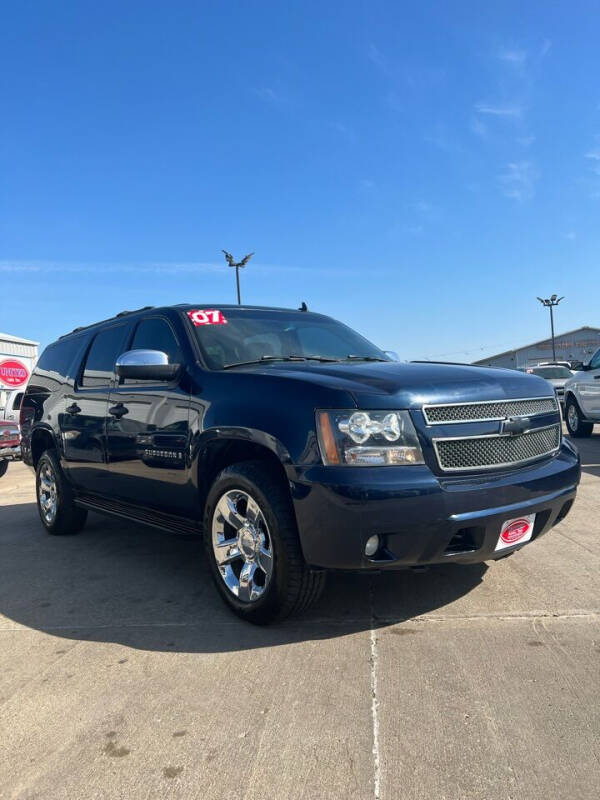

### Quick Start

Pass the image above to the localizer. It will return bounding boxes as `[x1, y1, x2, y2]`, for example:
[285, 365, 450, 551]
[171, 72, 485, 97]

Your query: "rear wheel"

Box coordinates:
[36, 450, 88, 535]
[0, 460, 8, 478]
[565, 397, 593, 438]
[204, 461, 326, 624]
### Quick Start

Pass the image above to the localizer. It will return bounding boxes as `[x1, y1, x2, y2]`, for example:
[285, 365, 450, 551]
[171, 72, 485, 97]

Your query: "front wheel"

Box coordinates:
[204, 461, 326, 624]
[565, 397, 593, 438]
[0, 460, 8, 478]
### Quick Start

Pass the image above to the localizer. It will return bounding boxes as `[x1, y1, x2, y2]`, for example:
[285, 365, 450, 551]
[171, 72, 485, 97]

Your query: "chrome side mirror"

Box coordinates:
[115, 350, 180, 381]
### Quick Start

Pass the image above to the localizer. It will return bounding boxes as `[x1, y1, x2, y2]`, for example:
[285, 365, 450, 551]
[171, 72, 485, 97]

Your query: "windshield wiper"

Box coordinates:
[223, 355, 306, 369]
[345, 355, 389, 362]
[222, 354, 341, 370]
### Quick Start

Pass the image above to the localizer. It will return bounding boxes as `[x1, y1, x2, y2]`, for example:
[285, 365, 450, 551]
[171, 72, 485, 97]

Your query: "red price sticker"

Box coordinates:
[187, 309, 228, 326]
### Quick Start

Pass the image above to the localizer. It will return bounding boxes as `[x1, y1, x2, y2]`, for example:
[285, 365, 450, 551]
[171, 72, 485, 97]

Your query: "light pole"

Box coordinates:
[536, 294, 564, 361]
[222, 250, 254, 305]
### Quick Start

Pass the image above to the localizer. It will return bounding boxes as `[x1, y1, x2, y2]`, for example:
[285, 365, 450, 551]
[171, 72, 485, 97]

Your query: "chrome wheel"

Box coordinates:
[211, 489, 273, 603]
[38, 462, 58, 525]
[567, 403, 579, 432]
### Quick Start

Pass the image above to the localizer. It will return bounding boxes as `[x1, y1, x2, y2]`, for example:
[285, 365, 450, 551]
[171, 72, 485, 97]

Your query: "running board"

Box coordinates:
[74, 494, 202, 537]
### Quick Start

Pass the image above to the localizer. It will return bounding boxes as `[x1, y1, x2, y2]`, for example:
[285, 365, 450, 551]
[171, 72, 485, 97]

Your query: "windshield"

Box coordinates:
[530, 367, 572, 379]
[186, 308, 390, 370]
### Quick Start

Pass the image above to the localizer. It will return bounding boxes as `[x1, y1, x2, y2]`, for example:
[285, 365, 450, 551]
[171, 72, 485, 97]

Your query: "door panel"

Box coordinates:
[105, 316, 193, 515]
[61, 323, 130, 492]
[106, 384, 191, 513]
[578, 349, 600, 417]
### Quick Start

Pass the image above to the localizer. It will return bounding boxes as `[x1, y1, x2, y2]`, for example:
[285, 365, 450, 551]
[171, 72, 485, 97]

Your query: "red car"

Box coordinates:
[0, 419, 20, 477]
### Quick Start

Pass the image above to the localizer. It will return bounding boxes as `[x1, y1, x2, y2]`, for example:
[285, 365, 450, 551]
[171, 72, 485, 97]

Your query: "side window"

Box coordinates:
[36, 337, 86, 384]
[80, 325, 128, 388]
[122, 317, 182, 384]
[589, 348, 600, 370]
[130, 317, 181, 363]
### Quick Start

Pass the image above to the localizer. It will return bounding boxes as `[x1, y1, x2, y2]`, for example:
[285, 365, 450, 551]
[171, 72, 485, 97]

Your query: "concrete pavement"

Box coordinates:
[1, 435, 599, 799]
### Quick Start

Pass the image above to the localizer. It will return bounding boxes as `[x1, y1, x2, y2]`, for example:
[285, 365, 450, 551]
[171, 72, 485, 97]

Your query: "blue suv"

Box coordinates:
[21, 305, 580, 623]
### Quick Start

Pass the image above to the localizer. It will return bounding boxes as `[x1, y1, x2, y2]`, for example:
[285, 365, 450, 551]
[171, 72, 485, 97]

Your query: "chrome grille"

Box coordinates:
[423, 396, 557, 425]
[434, 424, 561, 472]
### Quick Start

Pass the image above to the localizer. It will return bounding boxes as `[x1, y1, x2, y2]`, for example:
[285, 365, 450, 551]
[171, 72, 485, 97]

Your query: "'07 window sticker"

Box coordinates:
[187, 309, 228, 326]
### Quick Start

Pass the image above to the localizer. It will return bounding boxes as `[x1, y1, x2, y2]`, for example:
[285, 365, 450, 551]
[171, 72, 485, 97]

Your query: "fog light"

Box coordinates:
[365, 535, 380, 557]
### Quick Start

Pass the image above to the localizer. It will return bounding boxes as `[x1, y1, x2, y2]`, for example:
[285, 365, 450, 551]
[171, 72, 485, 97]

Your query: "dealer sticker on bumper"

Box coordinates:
[495, 514, 536, 552]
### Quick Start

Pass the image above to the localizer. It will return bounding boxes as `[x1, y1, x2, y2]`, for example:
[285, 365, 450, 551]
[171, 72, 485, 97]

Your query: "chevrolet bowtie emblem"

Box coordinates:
[500, 416, 532, 436]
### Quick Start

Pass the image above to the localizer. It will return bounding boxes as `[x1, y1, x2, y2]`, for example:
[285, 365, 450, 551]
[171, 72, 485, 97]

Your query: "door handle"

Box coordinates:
[594, 375, 600, 380]
[109, 403, 129, 419]
[66, 403, 81, 415]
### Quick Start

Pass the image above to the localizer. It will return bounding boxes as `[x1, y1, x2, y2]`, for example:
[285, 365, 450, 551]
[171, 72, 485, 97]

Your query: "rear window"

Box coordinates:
[529, 367, 572, 379]
[81, 325, 129, 387]
[35, 337, 86, 384]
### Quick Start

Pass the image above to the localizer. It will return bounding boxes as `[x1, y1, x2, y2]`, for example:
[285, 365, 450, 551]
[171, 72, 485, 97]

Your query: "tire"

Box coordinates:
[565, 397, 593, 438]
[204, 460, 326, 624]
[0, 460, 8, 478]
[36, 450, 88, 535]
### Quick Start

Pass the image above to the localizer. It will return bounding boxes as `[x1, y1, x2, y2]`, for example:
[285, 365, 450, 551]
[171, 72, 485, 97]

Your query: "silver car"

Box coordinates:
[525, 365, 573, 409]
[563, 347, 600, 437]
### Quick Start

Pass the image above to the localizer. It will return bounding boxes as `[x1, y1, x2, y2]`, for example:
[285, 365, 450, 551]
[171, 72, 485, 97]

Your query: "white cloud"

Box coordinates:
[499, 161, 539, 202]
[470, 117, 488, 137]
[585, 149, 600, 160]
[516, 135, 536, 147]
[498, 48, 527, 65]
[0, 260, 309, 276]
[475, 103, 523, 118]
[252, 87, 283, 103]
[367, 43, 391, 76]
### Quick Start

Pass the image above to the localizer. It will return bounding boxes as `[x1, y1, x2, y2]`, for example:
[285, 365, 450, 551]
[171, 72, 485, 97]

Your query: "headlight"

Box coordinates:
[316, 410, 424, 466]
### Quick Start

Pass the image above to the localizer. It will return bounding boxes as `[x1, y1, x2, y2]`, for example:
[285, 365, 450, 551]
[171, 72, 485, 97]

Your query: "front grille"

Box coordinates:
[434, 424, 561, 472]
[423, 396, 557, 425]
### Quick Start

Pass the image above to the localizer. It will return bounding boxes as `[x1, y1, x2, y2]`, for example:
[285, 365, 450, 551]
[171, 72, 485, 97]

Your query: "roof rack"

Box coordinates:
[59, 306, 155, 338]
[116, 306, 154, 317]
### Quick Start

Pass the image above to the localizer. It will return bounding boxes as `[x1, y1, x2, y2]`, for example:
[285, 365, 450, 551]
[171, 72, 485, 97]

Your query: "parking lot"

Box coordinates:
[0, 434, 598, 800]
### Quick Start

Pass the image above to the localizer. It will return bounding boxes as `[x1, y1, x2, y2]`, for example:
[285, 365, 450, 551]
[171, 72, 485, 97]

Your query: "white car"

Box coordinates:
[563, 347, 600, 437]
[525, 365, 573, 408]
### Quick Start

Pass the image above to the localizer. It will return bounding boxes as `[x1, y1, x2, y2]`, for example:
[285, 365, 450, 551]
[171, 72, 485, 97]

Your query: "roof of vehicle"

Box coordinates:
[57, 304, 326, 340]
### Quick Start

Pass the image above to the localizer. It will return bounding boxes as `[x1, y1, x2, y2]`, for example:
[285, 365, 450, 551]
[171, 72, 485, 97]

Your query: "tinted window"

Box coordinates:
[589, 349, 600, 370]
[189, 308, 388, 370]
[531, 367, 572, 379]
[36, 337, 85, 383]
[81, 325, 128, 387]
[122, 317, 182, 385]
[130, 318, 181, 363]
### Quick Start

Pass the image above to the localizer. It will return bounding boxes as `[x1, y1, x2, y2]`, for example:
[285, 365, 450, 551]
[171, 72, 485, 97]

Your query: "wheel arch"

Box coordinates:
[196, 434, 292, 520]
[30, 426, 59, 467]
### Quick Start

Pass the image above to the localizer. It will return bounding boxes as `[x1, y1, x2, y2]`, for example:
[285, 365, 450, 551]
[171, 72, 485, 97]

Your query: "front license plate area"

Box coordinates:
[495, 513, 536, 552]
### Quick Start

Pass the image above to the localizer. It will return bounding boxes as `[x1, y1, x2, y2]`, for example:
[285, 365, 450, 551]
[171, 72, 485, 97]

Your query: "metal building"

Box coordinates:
[472, 326, 600, 369]
[0, 332, 39, 420]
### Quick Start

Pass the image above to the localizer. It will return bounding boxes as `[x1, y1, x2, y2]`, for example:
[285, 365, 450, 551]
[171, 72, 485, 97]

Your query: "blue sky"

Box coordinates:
[1, 0, 599, 359]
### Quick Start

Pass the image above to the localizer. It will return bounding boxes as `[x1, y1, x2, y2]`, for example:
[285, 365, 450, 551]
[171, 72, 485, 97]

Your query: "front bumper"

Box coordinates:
[0, 445, 21, 461]
[289, 441, 580, 570]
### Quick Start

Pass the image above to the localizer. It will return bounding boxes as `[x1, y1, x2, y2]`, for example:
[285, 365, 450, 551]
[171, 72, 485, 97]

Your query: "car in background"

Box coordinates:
[0, 419, 20, 477]
[525, 365, 574, 409]
[539, 360, 584, 372]
[564, 347, 600, 437]
[0, 389, 25, 422]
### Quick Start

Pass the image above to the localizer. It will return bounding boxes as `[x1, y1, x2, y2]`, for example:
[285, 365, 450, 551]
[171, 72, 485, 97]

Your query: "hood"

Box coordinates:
[237, 361, 555, 409]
